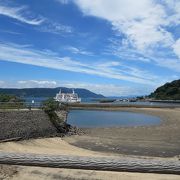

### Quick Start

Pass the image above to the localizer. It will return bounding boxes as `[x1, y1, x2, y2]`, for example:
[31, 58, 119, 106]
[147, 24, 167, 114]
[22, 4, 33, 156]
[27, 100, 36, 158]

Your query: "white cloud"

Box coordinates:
[73, 0, 179, 59]
[0, 1, 73, 34]
[0, 3, 44, 25]
[0, 42, 161, 85]
[63, 82, 148, 96]
[66, 46, 93, 55]
[0, 29, 22, 35]
[38, 22, 73, 34]
[173, 39, 180, 58]
[75, 0, 180, 72]
[164, 0, 180, 25]
[107, 37, 180, 73]
[155, 58, 180, 72]
[0, 80, 57, 88]
[74, 0, 172, 50]
[17, 80, 57, 88]
[56, 0, 70, 4]
[106, 38, 151, 62]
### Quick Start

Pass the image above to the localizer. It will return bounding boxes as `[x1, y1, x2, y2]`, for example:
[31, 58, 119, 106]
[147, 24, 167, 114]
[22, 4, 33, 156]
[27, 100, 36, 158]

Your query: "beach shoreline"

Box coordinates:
[0, 107, 180, 179]
[64, 107, 180, 157]
[1, 107, 180, 158]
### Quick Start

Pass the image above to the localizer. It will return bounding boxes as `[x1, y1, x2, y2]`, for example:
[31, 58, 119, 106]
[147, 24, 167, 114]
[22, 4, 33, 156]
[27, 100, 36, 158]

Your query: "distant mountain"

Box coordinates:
[0, 87, 104, 98]
[149, 79, 180, 100]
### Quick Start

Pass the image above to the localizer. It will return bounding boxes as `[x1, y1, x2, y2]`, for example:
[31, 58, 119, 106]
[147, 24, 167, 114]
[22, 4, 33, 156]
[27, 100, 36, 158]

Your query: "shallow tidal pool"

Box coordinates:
[67, 110, 161, 128]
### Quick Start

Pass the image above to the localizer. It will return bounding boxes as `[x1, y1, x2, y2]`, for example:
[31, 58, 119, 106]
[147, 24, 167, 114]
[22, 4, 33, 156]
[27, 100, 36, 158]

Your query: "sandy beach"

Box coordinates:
[0, 137, 180, 180]
[0, 107, 180, 179]
[1, 164, 180, 180]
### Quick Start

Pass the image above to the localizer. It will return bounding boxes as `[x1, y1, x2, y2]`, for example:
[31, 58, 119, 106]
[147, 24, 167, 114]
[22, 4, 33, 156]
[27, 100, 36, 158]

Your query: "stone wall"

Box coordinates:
[0, 110, 60, 141]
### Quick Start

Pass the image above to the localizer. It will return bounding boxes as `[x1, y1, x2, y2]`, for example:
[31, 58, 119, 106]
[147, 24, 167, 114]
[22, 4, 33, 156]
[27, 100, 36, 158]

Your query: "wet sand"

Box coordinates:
[64, 107, 180, 157]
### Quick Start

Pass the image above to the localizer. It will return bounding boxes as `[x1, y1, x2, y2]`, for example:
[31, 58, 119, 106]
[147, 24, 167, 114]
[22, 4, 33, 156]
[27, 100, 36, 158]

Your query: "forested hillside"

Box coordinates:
[149, 80, 180, 100]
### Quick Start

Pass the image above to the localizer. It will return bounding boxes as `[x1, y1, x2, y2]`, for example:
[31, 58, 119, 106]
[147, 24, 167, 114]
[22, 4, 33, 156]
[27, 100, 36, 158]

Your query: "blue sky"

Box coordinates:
[0, 0, 180, 96]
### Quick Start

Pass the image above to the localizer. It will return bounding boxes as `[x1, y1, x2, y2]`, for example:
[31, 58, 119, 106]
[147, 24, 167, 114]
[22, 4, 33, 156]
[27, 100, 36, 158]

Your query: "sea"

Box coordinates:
[24, 97, 180, 108]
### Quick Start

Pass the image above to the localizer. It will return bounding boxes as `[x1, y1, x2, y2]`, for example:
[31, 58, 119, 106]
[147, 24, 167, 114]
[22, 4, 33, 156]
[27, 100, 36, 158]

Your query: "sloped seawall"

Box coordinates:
[0, 110, 61, 141]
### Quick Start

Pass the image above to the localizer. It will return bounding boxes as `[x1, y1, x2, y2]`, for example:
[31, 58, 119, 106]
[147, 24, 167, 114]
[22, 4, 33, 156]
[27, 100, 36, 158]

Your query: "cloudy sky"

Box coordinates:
[0, 0, 180, 96]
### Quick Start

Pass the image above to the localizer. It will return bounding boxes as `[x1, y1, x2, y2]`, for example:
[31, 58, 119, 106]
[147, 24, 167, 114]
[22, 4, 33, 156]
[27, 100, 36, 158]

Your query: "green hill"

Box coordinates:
[149, 79, 180, 100]
[0, 87, 104, 98]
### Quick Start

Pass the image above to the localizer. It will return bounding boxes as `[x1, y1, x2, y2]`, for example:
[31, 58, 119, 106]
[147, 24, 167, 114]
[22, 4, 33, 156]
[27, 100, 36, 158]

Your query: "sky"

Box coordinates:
[0, 0, 180, 96]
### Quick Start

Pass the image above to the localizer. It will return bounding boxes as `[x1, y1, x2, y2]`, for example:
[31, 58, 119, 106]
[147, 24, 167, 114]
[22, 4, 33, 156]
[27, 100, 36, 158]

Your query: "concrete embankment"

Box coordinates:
[0, 110, 68, 141]
[68, 103, 180, 109]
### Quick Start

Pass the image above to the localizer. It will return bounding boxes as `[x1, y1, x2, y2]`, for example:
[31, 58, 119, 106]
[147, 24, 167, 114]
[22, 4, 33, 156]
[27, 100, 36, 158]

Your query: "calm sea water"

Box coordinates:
[23, 97, 180, 108]
[24, 97, 49, 102]
[24, 97, 49, 107]
[67, 110, 161, 128]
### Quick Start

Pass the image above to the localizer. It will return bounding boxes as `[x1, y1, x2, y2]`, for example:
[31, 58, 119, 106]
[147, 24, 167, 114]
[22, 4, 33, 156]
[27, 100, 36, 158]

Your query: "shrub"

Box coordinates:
[42, 98, 69, 112]
[42, 98, 59, 112]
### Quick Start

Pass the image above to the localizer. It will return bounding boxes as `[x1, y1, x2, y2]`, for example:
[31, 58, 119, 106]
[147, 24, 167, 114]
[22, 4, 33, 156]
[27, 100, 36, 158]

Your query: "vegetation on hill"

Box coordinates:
[0, 94, 23, 102]
[0, 94, 25, 109]
[149, 80, 180, 100]
[0, 87, 104, 98]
